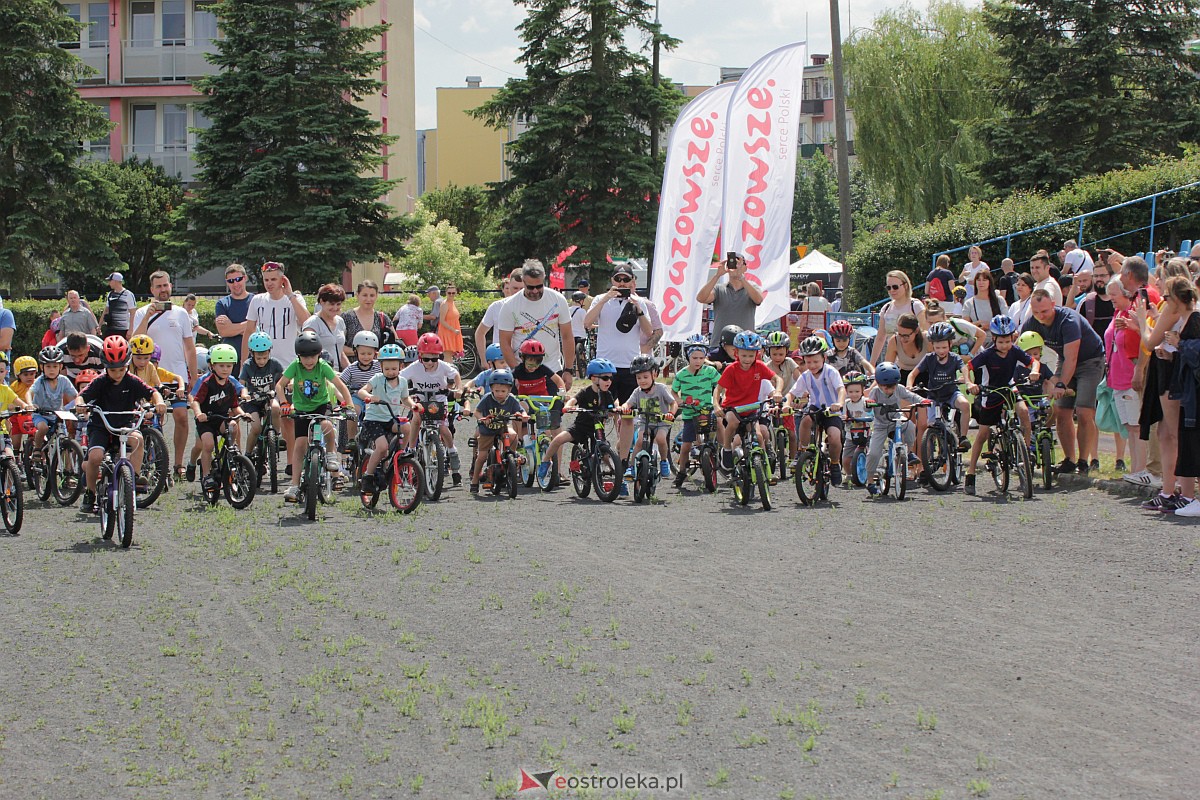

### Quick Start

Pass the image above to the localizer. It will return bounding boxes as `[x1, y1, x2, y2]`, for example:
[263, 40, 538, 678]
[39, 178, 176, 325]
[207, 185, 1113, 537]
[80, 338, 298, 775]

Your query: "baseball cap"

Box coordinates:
[426, 285, 440, 294]
[576, 278, 589, 287]
[612, 265, 635, 278]
[107, 272, 124, 282]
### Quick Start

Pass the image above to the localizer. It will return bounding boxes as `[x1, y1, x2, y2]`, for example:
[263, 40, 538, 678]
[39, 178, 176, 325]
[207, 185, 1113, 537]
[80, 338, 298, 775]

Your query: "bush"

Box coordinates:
[3, 292, 499, 363]
[845, 149, 1200, 308]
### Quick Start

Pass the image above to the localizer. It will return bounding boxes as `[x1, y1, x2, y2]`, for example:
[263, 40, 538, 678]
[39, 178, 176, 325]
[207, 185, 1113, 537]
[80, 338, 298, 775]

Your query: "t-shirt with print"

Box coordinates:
[475, 392, 524, 434]
[671, 365, 721, 419]
[132, 304, 194, 384]
[31, 374, 78, 412]
[239, 357, 285, 400]
[190, 373, 244, 417]
[969, 345, 1034, 389]
[246, 292, 308, 364]
[911, 352, 965, 404]
[788, 365, 844, 409]
[843, 397, 870, 423]
[826, 347, 871, 377]
[401, 360, 459, 404]
[362, 372, 410, 423]
[480, 297, 511, 346]
[626, 382, 674, 421]
[717, 360, 777, 409]
[499, 290, 571, 372]
[283, 359, 337, 413]
[512, 363, 558, 398]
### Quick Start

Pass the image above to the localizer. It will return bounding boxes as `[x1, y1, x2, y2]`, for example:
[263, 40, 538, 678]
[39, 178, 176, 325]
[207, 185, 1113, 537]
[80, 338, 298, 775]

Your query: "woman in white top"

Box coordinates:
[799, 281, 831, 331]
[871, 270, 926, 364]
[301, 283, 349, 370]
[393, 294, 423, 347]
[958, 246, 990, 298]
[963, 270, 1009, 338]
[1006, 273, 1036, 327]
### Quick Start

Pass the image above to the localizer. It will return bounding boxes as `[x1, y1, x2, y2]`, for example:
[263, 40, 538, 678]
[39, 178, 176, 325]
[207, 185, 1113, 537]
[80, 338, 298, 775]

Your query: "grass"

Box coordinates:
[706, 767, 730, 788]
[916, 707, 938, 731]
[967, 778, 991, 797]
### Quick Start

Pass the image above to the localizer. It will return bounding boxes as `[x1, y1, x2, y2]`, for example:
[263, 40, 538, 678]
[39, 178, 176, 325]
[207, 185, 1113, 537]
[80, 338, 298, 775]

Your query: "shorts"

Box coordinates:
[1056, 357, 1104, 410]
[679, 415, 715, 443]
[195, 419, 227, 441]
[10, 413, 34, 436]
[86, 423, 114, 453]
[801, 410, 844, 436]
[351, 396, 366, 416]
[926, 392, 966, 423]
[243, 401, 267, 417]
[1113, 388, 1140, 426]
[359, 419, 396, 444]
[293, 403, 334, 434]
[476, 422, 511, 440]
[171, 399, 188, 410]
[31, 413, 55, 431]
[972, 397, 1003, 427]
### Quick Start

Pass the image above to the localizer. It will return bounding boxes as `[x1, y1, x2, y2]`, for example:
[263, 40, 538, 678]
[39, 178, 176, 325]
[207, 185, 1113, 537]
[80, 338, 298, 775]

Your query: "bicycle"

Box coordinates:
[865, 402, 928, 501]
[622, 402, 674, 503]
[289, 407, 350, 521]
[845, 416, 872, 487]
[764, 401, 793, 482]
[244, 390, 282, 495]
[135, 406, 170, 508]
[518, 394, 563, 492]
[357, 403, 424, 513]
[562, 406, 622, 502]
[726, 402, 774, 510]
[473, 409, 527, 499]
[1026, 391, 1067, 490]
[86, 404, 151, 548]
[198, 413, 257, 509]
[793, 404, 831, 506]
[27, 409, 86, 507]
[913, 388, 963, 493]
[977, 386, 1034, 500]
[0, 412, 26, 534]
[670, 399, 720, 493]
[412, 390, 457, 502]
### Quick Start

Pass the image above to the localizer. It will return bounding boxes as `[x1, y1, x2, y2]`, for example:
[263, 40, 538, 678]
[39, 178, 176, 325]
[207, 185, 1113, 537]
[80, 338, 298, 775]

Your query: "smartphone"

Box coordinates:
[617, 287, 631, 298]
[1139, 287, 1149, 303]
[726, 251, 738, 269]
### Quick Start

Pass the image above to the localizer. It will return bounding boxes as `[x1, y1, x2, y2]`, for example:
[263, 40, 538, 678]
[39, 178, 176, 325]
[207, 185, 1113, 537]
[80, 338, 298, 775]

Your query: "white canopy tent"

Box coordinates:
[789, 249, 843, 276]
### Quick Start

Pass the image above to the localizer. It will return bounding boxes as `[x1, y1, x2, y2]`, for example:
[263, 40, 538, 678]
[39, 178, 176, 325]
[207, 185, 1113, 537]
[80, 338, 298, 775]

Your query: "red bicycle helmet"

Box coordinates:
[102, 335, 130, 366]
[75, 369, 100, 388]
[829, 319, 855, 339]
[416, 332, 444, 355]
[518, 339, 546, 357]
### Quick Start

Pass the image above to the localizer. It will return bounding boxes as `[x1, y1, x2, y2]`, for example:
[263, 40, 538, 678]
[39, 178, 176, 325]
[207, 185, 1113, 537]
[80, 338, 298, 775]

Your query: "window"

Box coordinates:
[193, 0, 218, 44]
[130, 1, 155, 46]
[193, 106, 212, 134]
[164, 104, 188, 150]
[162, 0, 186, 45]
[86, 3, 107, 47]
[132, 104, 157, 153]
[63, 4, 81, 48]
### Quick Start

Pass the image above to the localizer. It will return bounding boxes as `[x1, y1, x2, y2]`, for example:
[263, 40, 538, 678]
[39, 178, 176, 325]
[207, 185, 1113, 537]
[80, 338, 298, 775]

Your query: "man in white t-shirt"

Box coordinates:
[1030, 253, 1063, 306]
[1060, 239, 1094, 277]
[131, 270, 199, 476]
[499, 260, 576, 379]
[473, 269, 522, 356]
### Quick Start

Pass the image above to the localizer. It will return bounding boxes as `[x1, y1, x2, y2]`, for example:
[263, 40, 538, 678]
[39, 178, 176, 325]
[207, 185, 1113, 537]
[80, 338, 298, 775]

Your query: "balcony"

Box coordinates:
[68, 45, 109, 82]
[122, 39, 219, 82]
[80, 145, 112, 164]
[801, 98, 825, 115]
[123, 145, 198, 182]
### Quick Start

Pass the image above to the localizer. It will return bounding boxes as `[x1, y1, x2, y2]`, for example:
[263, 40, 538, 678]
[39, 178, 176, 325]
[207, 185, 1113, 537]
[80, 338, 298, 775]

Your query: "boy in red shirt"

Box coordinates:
[713, 331, 782, 469]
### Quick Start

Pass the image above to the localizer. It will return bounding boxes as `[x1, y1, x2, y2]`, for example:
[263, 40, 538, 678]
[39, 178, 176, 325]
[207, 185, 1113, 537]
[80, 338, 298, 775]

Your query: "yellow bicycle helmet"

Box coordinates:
[130, 334, 156, 356]
[1016, 331, 1044, 351]
[13, 356, 37, 374]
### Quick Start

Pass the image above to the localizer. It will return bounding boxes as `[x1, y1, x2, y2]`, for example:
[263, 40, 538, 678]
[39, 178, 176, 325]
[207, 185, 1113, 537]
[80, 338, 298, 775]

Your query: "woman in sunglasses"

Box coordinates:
[870, 270, 926, 365]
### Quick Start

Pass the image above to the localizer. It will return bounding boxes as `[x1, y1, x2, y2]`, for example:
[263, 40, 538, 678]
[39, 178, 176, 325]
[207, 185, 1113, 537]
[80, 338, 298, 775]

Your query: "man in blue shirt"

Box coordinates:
[214, 263, 253, 357]
[1021, 289, 1105, 474]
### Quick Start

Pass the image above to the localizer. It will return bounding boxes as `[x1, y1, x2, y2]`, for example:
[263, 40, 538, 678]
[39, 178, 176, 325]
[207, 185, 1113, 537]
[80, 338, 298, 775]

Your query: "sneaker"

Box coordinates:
[673, 472, 685, 488]
[866, 481, 880, 497]
[957, 435, 971, 452]
[447, 449, 462, 473]
[81, 489, 96, 513]
[830, 465, 842, 486]
[537, 461, 550, 480]
[1123, 470, 1155, 486]
[360, 474, 376, 494]
[1055, 458, 1076, 474]
[623, 466, 634, 482]
[721, 449, 734, 470]
[1141, 493, 1173, 511]
[659, 460, 671, 478]
[964, 473, 976, 495]
[1090, 459, 1100, 472]
[1076, 458, 1089, 475]
[1161, 493, 1189, 513]
[201, 475, 217, 493]
[452, 473, 462, 487]
[325, 452, 340, 472]
[907, 453, 921, 467]
[1174, 498, 1200, 517]
[469, 482, 479, 494]
[284, 485, 302, 503]
[185, 462, 196, 482]
[1115, 459, 1126, 473]
[618, 481, 629, 497]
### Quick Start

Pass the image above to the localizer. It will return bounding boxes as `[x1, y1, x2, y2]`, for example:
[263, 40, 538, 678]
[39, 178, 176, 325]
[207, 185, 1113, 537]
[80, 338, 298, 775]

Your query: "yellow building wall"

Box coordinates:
[432, 87, 509, 190]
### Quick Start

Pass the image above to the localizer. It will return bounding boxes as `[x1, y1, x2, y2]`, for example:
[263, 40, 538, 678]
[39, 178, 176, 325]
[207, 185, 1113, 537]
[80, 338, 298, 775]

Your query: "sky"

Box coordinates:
[411, 0, 902, 130]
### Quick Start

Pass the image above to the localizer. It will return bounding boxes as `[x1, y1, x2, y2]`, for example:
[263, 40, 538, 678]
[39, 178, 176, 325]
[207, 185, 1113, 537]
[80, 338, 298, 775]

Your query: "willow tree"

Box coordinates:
[844, 1, 1000, 224]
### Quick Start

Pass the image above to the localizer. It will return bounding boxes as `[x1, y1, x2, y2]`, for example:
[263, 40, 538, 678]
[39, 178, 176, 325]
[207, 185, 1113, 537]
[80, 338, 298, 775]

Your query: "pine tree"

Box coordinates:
[472, 0, 684, 275]
[980, 0, 1200, 191]
[0, 0, 121, 297]
[168, 0, 416, 289]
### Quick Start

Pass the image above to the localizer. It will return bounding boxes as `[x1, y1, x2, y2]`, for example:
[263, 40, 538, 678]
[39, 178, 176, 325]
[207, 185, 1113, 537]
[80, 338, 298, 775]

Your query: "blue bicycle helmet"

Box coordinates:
[927, 321, 956, 343]
[989, 315, 1018, 337]
[402, 345, 419, 363]
[487, 369, 515, 387]
[485, 343, 504, 362]
[682, 341, 709, 358]
[732, 330, 762, 351]
[875, 361, 901, 386]
[247, 331, 272, 353]
[586, 358, 616, 377]
[378, 343, 403, 361]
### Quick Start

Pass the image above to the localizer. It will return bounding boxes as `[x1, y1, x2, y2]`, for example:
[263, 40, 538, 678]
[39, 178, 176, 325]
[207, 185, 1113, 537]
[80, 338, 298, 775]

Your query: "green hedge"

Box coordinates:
[845, 150, 1200, 309]
[2, 292, 498, 362]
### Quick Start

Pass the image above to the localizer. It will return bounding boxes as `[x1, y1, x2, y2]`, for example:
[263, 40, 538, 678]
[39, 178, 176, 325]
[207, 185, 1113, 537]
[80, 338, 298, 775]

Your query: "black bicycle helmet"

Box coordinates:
[629, 354, 658, 375]
[294, 330, 323, 357]
[719, 324, 743, 348]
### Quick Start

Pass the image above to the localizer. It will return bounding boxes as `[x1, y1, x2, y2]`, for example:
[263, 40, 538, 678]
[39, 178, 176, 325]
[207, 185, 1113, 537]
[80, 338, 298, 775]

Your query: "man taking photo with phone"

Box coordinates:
[696, 252, 763, 345]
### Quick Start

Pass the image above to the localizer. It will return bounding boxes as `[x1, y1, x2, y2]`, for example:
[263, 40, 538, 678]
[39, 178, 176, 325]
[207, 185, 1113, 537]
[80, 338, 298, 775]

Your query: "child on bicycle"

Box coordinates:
[542, 359, 618, 486]
[30, 346, 78, 456]
[513, 338, 566, 477]
[401, 333, 465, 486]
[864, 361, 923, 496]
[472, 344, 507, 390]
[618, 354, 677, 480]
[671, 338, 721, 486]
[923, 301, 986, 356]
[783, 335, 846, 486]
[715, 331, 781, 470]
[340, 330, 381, 449]
[8, 355, 38, 458]
[707, 325, 743, 370]
[277, 330, 353, 503]
[79, 336, 167, 513]
[762, 331, 800, 461]
[470, 369, 526, 492]
[356, 343, 413, 494]
[238, 331, 285, 459]
[963, 316, 1039, 496]
[840, 372, 871, 483]
[826, 320, 874, 376]
[908, 322, 974, 458]
[190, 344, 249, 494]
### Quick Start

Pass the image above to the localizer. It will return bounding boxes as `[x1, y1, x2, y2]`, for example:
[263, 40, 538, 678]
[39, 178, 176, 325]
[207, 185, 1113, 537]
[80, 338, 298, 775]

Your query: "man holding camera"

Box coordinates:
[696, 253, 763, 345]
[132, 270, 199, 478]
[583, 264, 654, 404]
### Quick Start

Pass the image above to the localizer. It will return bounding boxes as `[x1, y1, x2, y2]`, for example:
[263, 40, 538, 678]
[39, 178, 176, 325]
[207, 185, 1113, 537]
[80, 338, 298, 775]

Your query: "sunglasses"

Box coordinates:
[524, 284, 545, 293]
[421, 357, 440, 363]
[612, 275, 634, 283]
[226, 275, 245, 284]
[594, 375, 614, 381]
[886, 284, 903, 290]
[261, 262, 283, 272]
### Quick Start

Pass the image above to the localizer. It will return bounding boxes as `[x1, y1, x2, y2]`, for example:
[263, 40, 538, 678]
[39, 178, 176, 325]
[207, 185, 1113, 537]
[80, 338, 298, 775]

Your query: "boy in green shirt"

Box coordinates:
[277, 330, 353, 503]
[670, 338, 721, 487]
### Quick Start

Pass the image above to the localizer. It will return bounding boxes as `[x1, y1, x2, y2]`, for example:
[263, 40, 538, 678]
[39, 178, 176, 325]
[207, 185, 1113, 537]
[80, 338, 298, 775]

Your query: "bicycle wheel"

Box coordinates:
[989, 435, 1010, 495]
[304, 453, 319, 521]
[569, 444, 591, 498]
[851, 447, 869, 487]
[98, 473, 115, 540]
[1039, 435, 1055, 490]
[593, 443, 621, 503]
[318, 452, 337, 505]
[1012, 432, 1034, 500]
[358, 448, 380, 509]
[505, 453, 519, 500]
[115, 463, 135, 548]
[794, 450, 817, 505]
[22, 440, 40, 494]
[52, 439, 85, 506]
[422, 436, 445, 501]
[753, 452, 771, 510]
[922, 429, 953, 492]
[35, 446, 53, 503]
[633, 453, 651, 502]
[815, 452, 829, 502]
[224, 453, 257, 510]
[202, 463, 222, 506]
[890, 444, 906, 501]
[265, 430, 280, 494]
[536, 435, 555, 491]
[0, 460, 23, 535]
[389, 454, 424, 514]
[137, 427, 169, 508]
[698, 445, 718, 493]
[774, 427, 790, 482]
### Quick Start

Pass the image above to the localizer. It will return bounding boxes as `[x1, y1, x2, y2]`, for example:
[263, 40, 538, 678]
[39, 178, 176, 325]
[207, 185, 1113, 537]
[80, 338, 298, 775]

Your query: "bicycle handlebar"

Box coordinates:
[85, 404, 152, 435]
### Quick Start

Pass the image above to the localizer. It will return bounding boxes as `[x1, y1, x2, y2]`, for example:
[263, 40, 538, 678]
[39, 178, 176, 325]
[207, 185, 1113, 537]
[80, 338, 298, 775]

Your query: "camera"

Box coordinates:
[617, 287, 631, 298]
[726, 251, 738, 270]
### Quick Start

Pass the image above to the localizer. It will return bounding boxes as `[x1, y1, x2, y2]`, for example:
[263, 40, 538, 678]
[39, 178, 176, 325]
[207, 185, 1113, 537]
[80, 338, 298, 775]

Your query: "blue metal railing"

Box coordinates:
[856, 180, 1200, 312]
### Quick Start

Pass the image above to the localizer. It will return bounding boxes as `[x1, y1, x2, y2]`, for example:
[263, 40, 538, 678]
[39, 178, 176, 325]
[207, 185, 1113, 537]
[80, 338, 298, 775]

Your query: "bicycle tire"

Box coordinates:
[633, 453, 650, 503]
[1039, 435, 1055, 490]
[304, 452, 319, 521]
[389, 454, 424, 514]
[266, 430, 280, 494]
[35, 446, 53, 503]
[774, 427, 790, 482]
[115, 463, 135, 548]
[1014, 432, 1034, 500]
[505, 452, 519, 499]
[52, 439, 85, 506]
[22, 441, 39, 494]
[1, 460, 23, 535]
[753, 452, 771, 510]
[593, 443, 621, 503]
[698, 445, 717, 493]
[98, 473, 114, 540]
[922, 428, 952, 492]
[422, 436, 445, 501]
[225, 453, 257, 509]
[891, 444, 906, 501]
[815, 451, 829, 502]
[536, 435, 555, 491]
[990, 436, 1010, 495]
[570, 444, 591, 498]
[319, 455, 337, 505]
[136, 427, 169, 508]
[794, 450, 816, 505]
[360, 462, 381, 510]
[851, 447, 869, 487]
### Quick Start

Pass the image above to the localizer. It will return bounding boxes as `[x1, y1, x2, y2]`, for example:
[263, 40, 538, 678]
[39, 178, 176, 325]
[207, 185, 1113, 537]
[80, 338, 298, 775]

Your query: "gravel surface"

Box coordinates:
[0, 421, 1197, 800]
